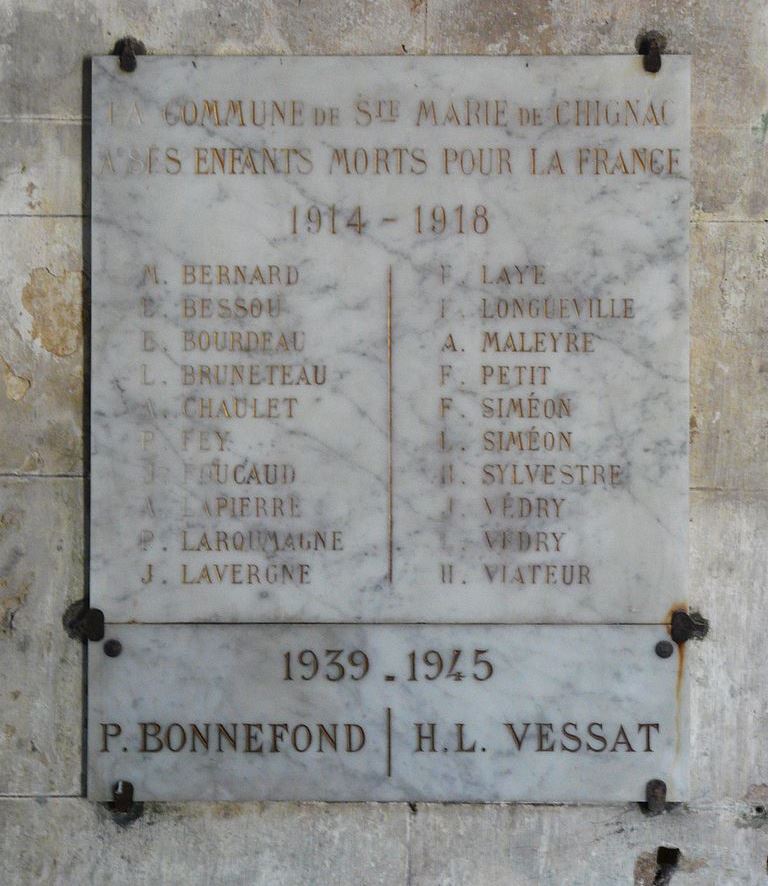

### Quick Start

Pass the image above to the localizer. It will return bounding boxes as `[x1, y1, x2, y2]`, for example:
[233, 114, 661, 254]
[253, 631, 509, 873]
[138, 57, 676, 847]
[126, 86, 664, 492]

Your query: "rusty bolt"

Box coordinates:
[636, 31, 666, 74]
[113, 37, 146, 73]
[671, 610, 710, 645]
[111, 780, 134, 812]
[62, 603, 104, 642]
[655, 640, 674, 659]
[645, 779, 668, 815]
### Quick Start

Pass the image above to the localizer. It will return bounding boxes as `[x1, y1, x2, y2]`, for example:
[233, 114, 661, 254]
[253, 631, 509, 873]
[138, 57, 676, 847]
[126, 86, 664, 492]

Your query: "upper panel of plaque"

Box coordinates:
[90, 56, 690, 623]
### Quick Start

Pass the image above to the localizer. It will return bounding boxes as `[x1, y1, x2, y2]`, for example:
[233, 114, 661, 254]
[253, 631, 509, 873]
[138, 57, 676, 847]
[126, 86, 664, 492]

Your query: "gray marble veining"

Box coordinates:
[90, 56, 690, 625]
[89, 56, 690, 802]
[88, 624, 687, 802]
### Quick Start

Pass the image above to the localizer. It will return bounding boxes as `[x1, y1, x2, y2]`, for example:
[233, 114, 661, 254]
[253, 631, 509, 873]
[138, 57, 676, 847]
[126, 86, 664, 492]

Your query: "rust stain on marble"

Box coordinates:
[663, 603, 688, 759]
[21, 268, 82, 357]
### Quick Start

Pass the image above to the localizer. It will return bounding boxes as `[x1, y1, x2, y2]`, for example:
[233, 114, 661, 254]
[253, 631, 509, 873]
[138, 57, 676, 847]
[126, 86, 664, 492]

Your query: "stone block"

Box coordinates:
[0, 798, 408, 885]
[689, 490, 768, 801]
[0, 217, 83, 474]
[408, 803, 766, 885]
[0, 477, 83, 795]
[690, 223, 768, 492]
[0, 120, 83, 216]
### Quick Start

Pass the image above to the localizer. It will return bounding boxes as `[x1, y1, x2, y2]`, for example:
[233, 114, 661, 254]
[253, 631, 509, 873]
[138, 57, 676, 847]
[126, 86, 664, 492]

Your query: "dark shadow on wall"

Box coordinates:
[80, 54, 92, 799]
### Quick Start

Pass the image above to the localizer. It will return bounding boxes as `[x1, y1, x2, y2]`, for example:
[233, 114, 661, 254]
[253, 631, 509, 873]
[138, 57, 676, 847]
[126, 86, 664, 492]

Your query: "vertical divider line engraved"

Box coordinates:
[386, 706, 393, 778]
[387, 264, 394, 584]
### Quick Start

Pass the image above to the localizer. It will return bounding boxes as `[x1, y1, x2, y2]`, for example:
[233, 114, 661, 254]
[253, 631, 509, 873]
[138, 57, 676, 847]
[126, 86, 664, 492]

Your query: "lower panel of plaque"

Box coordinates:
[87, 625, 687, 803]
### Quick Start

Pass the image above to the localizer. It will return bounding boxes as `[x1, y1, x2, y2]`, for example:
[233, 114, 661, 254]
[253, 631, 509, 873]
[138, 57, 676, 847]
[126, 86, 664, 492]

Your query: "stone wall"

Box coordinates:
[0, 1, 766, 883]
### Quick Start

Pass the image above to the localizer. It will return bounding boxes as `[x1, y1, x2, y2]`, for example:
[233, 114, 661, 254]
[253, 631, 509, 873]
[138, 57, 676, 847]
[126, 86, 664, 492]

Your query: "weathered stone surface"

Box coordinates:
[691, 222, 768, 346]
[0, 0, 426, 117]
[0, 477, 82, 795]
[692, 127, 768, 221]
[689, 490, 768, 802]
[688, 3, 768, 219]
[2, 799, 768, 884]
[0, 798, 408, 885]
[428, 0, 701, 56]
[0, 120, 83, 216]
[0, 217, 83, 474]
[408, 803, 766, 885]
[690, 223, 768, 492]
[691, 339, 767, 493]
[426, 0, 768, 221]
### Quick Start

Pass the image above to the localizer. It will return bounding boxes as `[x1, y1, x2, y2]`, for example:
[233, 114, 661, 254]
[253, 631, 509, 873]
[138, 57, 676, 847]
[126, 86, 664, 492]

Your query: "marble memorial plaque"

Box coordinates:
[88, 624, 687, 802]
[89, 56, 690, 801]
[91, 56, 689, 624]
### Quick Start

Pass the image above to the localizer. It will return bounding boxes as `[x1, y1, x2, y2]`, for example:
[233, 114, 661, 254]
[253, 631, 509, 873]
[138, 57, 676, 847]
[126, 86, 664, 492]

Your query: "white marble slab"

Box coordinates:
[87, 624, 687, 802]
[91, 56, 689, 623]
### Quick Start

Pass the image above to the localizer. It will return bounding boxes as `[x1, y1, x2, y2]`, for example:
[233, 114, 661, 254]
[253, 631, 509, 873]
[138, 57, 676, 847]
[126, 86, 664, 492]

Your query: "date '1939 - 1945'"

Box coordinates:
[282, 648, 495, 682]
